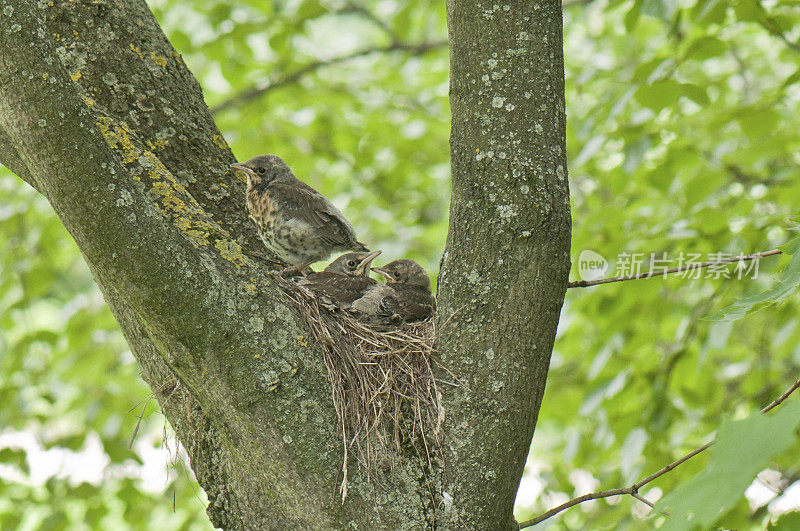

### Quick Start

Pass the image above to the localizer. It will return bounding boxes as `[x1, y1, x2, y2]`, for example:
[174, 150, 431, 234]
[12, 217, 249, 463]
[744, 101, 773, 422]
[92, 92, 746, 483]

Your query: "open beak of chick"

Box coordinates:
[230, 162, 254, 177]
[355, 250, 382, 276]
[371, 265, 393, 282]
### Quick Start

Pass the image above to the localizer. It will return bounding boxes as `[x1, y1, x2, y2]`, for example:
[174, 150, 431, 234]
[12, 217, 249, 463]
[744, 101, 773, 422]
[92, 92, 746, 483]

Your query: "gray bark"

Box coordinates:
[436, 0, 571, 528]
[0, 0, 569, 529]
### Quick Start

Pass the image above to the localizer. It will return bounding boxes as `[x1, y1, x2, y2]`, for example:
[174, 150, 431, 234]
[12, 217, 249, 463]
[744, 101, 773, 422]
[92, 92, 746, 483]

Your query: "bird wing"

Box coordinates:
[378, 286, 436, 322]
[271, 182, 362, 249]
[300, 273, 375, 305]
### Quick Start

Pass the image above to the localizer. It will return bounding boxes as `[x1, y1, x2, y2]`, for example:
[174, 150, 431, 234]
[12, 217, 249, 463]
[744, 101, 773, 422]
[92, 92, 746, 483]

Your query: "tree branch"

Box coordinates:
[437, 0, 571, 527]
[210, 40, 447, 115]
[517, 375, 800, 528]
[567, 249, 782, 288]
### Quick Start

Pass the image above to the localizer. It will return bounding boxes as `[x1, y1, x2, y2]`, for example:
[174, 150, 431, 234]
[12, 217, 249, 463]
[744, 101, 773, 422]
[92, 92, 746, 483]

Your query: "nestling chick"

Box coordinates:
[351, 259, 435, 324]
[231, 155, 368, 273]
[298, 250, 381, 308]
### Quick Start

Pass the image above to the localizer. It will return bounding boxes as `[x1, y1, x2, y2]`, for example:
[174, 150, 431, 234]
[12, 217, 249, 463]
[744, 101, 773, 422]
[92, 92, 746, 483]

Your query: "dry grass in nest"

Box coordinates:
[273, 274, 452, 502]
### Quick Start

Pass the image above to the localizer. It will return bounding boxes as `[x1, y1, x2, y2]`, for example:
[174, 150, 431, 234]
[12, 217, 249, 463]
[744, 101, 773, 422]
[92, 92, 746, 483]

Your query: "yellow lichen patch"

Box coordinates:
[173, 217, 191, 232]
[297, 336, 308, 347]
[214, 239, 245, 268]
[96, 116, 140, 164]
[149, 51, 168, 67]
[95, 115, 246, 260]
[185, 229, 210, 247]
[82, 95, 96, 107]
[146, 139, 169, 150]
[211, 134, 229, 150]
[245, 282, 257, 295]
[70, 71, 82, 82]
[151, 181, 188, 212]
[129, 43, 144, 59]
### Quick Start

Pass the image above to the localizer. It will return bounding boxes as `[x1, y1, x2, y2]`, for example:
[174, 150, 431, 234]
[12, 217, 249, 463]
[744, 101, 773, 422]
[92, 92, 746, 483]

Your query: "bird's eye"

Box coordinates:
[347, 260, 357, 268]
[257, 167, 266, 174]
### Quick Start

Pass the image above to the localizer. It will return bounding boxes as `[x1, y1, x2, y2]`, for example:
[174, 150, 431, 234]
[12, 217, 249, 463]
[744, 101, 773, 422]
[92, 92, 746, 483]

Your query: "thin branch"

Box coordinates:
[567, 249, 782, 288]
[128, 395, 153, 449]
[761, 377, 800, 414]
[630, 492, 656, 509]
[631, 442, 713, 492]
[210, 40, 447, 115]
[517, 376, 800, 529]
[521, 488, 633, 526]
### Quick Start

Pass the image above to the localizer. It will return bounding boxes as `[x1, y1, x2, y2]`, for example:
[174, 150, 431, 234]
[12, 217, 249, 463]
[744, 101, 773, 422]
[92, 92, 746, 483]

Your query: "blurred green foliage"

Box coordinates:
[1, 0, 799, 529]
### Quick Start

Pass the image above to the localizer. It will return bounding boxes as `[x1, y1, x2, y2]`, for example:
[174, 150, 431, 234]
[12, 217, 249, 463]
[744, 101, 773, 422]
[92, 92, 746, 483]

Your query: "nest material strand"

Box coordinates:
[274, 275, 448, 501]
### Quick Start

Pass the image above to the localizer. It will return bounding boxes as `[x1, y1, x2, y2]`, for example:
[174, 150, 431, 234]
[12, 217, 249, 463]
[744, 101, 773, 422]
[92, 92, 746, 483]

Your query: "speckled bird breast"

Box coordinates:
[246, 186, 277, 237]
[246, 186, 323, 265]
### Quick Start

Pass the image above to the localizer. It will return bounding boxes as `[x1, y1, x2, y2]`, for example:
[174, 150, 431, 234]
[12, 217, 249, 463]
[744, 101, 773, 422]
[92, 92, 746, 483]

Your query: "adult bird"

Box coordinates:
[231, 155, 368, 273]
[351, 259, 435, 324]
[298, 250, 381, 309]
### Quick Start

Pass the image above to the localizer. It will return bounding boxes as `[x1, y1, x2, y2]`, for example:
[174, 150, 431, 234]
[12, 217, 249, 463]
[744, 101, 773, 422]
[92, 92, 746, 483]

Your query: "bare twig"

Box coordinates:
[128, 395, 153, 449]
[210, 40, 447, 115]
[761, 377, 800, 414]
[517, 376, 800, 528]
[567, 249, 781, 288]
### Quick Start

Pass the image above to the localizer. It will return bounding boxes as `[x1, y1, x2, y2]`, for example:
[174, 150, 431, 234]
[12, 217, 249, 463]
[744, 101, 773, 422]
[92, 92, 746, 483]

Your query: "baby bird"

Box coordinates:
[298, 250, 381, 308]
[351, 259, 435, 324]
[231, 155, 368, 273]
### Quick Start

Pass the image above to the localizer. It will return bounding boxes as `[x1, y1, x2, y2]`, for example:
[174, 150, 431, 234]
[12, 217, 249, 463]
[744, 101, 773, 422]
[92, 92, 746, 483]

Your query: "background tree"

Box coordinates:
[1, 0, 799, 530]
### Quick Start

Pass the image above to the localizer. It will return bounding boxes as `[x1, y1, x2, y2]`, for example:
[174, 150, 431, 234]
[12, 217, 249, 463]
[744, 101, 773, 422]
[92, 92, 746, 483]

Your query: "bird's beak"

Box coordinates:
[371, 266, 391, 281]
[230, 162, 253, 175]
[355, 250, 382, 276]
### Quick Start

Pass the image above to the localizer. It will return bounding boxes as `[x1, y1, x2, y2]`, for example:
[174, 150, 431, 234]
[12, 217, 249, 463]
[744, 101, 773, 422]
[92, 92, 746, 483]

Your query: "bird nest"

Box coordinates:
[273, 274, 451, 502]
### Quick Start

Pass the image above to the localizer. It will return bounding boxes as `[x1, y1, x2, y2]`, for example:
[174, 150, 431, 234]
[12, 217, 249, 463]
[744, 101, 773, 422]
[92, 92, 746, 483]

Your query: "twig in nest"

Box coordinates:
[274, 275, 451, 502]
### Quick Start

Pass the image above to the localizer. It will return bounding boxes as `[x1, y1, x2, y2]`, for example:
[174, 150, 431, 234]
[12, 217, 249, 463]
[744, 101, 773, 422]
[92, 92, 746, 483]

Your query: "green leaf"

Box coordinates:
[773, 511, 800, 530]
[635, 79, 681, 111]
[625, 0, 643, 30]
[781, 235, 800, 255]
[732, 0, 766, 22]
[0, 448, 28, 474]
[680, 83, 710, 106]
[708, 238, 800, 321]
[657, 399, 800, 530]
[684, 36, 727, 61]
[691, 0, 727, 25]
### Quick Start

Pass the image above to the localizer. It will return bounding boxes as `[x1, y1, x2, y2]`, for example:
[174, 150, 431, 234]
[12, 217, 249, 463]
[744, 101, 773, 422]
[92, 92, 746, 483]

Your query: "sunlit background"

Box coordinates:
[2, 0, 799, 528]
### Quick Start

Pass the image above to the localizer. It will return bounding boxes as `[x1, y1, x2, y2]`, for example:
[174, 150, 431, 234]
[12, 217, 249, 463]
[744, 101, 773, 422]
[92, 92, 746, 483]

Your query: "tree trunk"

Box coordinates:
[0, 0, 569, 528]
[436, 0, 571, 528]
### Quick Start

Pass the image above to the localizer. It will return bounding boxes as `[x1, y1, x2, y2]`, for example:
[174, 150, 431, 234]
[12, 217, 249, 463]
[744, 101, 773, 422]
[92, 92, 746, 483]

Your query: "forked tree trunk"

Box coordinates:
[0, 0, 569, 528]
[436, 0, 571, 528]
